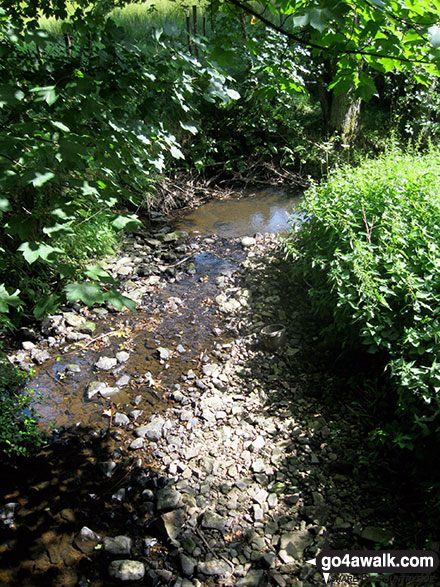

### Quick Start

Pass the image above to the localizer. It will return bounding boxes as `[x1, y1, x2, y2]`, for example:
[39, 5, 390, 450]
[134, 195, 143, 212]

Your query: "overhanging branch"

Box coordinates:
[224, 0, 434, 65]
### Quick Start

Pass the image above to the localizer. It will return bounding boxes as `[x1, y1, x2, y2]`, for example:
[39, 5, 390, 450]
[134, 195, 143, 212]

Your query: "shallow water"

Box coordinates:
[174, 190, 301, 236]
[28, 189, 301, 431]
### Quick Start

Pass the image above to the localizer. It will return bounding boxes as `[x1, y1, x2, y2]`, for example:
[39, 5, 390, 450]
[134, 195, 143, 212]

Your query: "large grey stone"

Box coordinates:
[236, 570, 264, 586]
[30, 348, 50, 364]
[156, 487, 183, 511]
[114, 412, 130, 427]
[279, 529, 313, 563]
[198, 559, 231, 576]
[108, 560, 145, 581]
[180, 552, 196, 576]
[159, 509, 184, 545]
[241, 236, 256, 248]
[104, 535, 132, 555]
[201, 511, 225, 531]
[0, 502, 19, 526]
[95, 356, 117, 370]
[360, 526, 394, 545]
[135, 417, 165, 441]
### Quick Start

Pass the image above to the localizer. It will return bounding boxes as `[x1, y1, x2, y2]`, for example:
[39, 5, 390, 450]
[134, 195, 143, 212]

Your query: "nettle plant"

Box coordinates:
[285, 147, 440, 450]
[0, 3, 241, 328]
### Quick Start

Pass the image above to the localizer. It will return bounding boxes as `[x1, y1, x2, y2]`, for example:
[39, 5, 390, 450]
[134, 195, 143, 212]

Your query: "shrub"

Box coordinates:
[0, 353, 44, 457]
[284, 146, 440, 450]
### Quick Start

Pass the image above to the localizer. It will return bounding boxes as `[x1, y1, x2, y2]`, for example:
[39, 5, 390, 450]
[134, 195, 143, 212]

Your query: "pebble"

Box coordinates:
[103, 535, 132, 555]
[95, 356, 117, 370]
[156, 487, 183, 511]
[135, 417, 165, 441]
[114, 412, 130, 426]
[108, 560, 145, 581]
[197, 559, 231, 576]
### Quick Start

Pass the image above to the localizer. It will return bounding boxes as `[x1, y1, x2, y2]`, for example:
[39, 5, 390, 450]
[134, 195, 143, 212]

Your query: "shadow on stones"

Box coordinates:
[0, 427, 174, 587]
[223, 238, 440, 584]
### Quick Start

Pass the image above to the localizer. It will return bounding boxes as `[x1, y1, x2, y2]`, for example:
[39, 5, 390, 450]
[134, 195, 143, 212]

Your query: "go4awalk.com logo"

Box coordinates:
[307, 544, 439, 583]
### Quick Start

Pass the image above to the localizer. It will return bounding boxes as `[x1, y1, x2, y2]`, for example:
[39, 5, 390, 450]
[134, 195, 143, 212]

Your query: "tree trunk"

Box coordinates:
[329, 88, 361, 142]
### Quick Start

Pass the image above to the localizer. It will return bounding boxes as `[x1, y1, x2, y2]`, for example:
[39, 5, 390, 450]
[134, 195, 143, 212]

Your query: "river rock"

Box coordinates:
[99, 461, 116, 478]
[236, 570, 264, 586]
[41, 314, 64, 335]
[74, 526, 100, 554]
[156, 486, 183, 511]
[78, 321, 96, 335]
[278, 529, 313, 563]
[114, 412, 130, 426]
[163, 230, 187, 243]
[135, 417, 165, 441]
[157, 347, 172, 361]
[30, 348, 50, 364]
[22, 341, 35, 351]
[108, 560, 145, 581]
[116, 351, 130, 363]
[360, 526, 394, 545]
[201, 510, 226, 531]
[66, 363, 81, 374]
[104, 535, 132, 555]
[116, 374, 131, 387]
[180, 553, 196, 576]
[159, 509, 184, 545]
[129, 438, 145, 450]
[95, 356, 117, 370]
[63, 312, 84, 328]
[0, 503, 19, 527]
[241, 236, 256, 247]
[197, 559, 231, 576]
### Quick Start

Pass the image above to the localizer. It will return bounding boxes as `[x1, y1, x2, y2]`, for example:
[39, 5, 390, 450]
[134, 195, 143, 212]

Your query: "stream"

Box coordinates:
[1, 188, 437, 587]
[28, 189, 301, 433]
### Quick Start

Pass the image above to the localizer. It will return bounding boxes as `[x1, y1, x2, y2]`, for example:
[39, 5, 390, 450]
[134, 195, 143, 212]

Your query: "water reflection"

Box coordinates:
[174, 190, 302, 237]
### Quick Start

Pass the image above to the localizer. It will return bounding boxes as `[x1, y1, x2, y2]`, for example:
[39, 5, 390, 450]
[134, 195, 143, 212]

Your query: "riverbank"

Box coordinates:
[1, 220, 439, 586]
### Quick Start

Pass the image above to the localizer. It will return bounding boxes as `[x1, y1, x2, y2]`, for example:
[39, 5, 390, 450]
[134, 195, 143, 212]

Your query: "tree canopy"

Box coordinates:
[219, 0, 440, 100]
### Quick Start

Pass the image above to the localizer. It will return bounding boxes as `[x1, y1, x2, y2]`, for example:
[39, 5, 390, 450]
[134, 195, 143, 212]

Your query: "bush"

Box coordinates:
[284, 146, 440, 450]
[0, 353, 44, 457]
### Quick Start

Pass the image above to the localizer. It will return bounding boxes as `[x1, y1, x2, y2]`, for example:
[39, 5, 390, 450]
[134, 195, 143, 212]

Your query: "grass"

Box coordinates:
[39, 1, 209, 38]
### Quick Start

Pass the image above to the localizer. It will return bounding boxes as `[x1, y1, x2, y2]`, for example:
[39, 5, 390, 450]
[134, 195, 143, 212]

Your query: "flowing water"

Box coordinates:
[28, 190, 301, 432]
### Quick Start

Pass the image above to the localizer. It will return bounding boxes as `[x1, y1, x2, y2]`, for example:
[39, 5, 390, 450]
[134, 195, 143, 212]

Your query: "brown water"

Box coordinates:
[174, 190, 302, 236]
[28, 190, 301, 433]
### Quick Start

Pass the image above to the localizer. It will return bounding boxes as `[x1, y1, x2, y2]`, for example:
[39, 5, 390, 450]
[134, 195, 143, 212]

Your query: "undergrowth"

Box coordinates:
[285, 145, 440, 452]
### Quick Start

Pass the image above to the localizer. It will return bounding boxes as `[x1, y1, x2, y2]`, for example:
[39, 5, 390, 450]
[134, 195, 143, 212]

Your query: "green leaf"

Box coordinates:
[43, 220, 74, 237]
[64, 281, 105, 306]
[180, 121, 199, 134]
[169, 145, 184, 159]
[29, 170, 55, 188]
[30, 86, 58, 106]
[0, 198, 11, 212]
[51, 121, 70, 133]
[0, 85, 25, 108]
[0, 284, 21, 313]
[18, 242, 62, 264]
[58, 263, 76, 278]
[104, 290, 137, 311]
[111, 214, 142, 231]
[34, 293, 61, 319]
[226, 88, 240, 100]
[84, 264, 116, 284]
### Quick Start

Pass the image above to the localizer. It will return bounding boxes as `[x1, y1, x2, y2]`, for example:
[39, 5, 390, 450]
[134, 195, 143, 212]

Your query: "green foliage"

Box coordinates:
[285, 147, 440, 450]
[0, 353, 44, 457]
[220, 0, 440, 97]
[0, 3, 241, 328]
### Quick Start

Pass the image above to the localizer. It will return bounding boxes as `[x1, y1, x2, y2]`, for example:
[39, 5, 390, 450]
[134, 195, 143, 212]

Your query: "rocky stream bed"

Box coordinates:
[0, 200, 439, 587]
